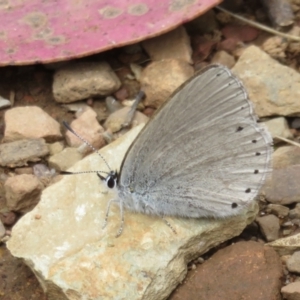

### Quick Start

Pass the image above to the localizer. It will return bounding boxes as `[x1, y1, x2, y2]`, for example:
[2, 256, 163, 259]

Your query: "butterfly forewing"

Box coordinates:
[118, 65, 272, 218]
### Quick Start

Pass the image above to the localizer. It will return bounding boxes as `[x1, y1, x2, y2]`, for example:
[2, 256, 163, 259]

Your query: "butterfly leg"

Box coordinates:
[162, 217, 177, 234]
[103, 198, 125, 237]
[102, 198, 118, 229]
[145, 204, 177, 234]
[115, 201, 124, 238]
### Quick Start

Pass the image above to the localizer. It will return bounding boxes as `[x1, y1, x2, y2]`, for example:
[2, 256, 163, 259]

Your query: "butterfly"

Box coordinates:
[63, 64, 273, 236]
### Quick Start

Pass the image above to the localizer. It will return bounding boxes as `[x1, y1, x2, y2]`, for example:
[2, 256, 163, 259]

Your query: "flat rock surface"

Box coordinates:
[7, 125, 258, 300]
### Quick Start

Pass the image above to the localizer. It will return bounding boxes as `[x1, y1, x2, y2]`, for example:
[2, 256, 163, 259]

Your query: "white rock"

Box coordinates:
[7, 125, 258, 300]
[268, 233, 300, 255]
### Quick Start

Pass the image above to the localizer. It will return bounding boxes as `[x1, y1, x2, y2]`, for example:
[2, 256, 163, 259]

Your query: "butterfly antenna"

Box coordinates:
[61, 170, 109, 175]
[63, 121, 112, 172]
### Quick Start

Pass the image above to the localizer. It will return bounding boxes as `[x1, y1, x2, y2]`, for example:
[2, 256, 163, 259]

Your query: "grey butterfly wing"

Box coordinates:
[118, 65, 272, 218]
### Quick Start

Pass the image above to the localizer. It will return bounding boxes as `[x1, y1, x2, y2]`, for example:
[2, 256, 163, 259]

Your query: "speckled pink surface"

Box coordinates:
[0, 0, 221, 66]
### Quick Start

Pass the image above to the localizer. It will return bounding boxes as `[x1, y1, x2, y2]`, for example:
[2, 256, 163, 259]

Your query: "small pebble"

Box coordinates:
[283, 229, 293, 236]
[196, 257, 204, 264]
[282, 221, 294, 227]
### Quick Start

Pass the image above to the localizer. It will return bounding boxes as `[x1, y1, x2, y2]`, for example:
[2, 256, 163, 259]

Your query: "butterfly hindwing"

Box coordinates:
[118, 65, 272, 218]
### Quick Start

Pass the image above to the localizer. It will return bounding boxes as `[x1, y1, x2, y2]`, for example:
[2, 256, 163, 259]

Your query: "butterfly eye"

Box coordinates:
[106, 172, 117, 189]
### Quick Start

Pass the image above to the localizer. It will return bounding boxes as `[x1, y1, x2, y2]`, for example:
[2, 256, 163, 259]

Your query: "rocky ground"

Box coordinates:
[2, 1, 300, 299]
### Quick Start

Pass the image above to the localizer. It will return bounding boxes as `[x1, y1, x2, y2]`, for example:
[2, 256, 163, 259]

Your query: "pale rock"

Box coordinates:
[0, 95, 11, 109]
[282, 221, 293, 228]
[105, 96, 123, 114]
[65, 107, 105, 152]
[48, 141, 64, 155]
[256, 215, 280, 242]
[3, 106, 62, 142]
[5, 174, 43, 213]
[0, 139, 49, 168]
[129, 63, 143, 81]
[266, 204, 289, 218]
[33, 164, 56, 187]
[61, 101, 89, 112]
[0, 218, 5, 238]
[142, 26, 193, 64]
[263, 165, 300, 205]
[14, 167, 33, 175]
[141, 59, 194, 108]
[232, 45, 300, 117]
[122, 99, 145, 111]
[287, 251, 300, 274]
[49, 147, 83, 172]
[283, 229, 293, 236]
[53, 62, 121, 103]
[264, 117, 293, 143]
[268, 233, 300, 255]
[273, 146, 300, 169]
[261, 36, 288, 59]
[211, 50, 235, 68]
[33, 164, 55, 179]
[282, 282, 300, 300]
[104, 107, 149, 133]
[7, 125, 258, 300]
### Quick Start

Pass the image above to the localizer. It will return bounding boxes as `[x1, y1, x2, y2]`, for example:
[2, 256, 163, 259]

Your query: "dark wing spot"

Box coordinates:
[245, 188, 251, 193]
[255, 152, 261, 156]
[254, 170, 259, 174]
[252, 139, 257, 143]
[236, 126, 244, 132]
[232, 203, 238, 208]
